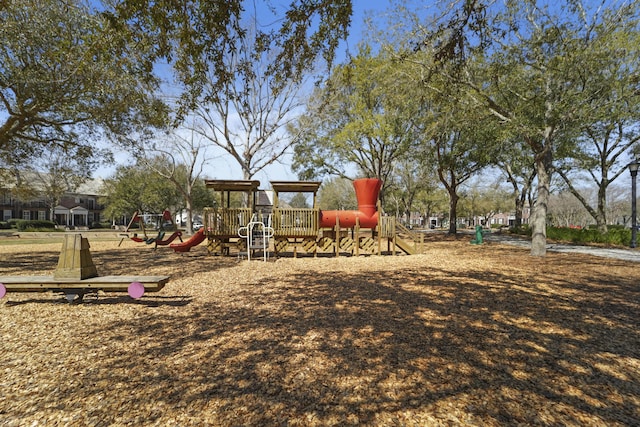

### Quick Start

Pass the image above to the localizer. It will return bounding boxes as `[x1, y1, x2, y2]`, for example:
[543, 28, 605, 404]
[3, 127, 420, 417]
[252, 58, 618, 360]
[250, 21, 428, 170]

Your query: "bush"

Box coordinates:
[15, 220, 57, 231]
[545, 226, 631, 246]
[510, 224, 632, 246]
[89, 221, 111, 229]
[509, 225, 530, 236]
[0, 221, 11, 229]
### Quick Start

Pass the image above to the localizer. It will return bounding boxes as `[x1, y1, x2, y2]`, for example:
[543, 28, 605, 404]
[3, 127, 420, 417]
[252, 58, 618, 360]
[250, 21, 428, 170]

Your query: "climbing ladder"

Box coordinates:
[238, 215, 275, 261]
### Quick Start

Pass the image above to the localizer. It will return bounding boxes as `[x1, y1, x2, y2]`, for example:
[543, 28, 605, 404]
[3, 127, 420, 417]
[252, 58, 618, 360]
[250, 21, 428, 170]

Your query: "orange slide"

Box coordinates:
[170, 228, 206, 253]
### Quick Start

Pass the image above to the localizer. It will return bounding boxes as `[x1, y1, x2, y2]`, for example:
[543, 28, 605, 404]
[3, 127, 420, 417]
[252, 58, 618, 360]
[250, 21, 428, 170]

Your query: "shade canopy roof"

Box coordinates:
[204, 180, 261, 192]
[269, 181, 321, 194]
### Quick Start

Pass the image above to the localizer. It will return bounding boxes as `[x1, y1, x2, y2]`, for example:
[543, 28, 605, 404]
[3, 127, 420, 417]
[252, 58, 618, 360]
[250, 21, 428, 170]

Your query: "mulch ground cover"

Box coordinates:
[0, 235, 638, 426]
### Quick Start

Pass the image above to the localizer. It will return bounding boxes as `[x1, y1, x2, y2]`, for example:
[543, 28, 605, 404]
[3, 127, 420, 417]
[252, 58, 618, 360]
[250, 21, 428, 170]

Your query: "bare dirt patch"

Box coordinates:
[1, 237, 638, 426]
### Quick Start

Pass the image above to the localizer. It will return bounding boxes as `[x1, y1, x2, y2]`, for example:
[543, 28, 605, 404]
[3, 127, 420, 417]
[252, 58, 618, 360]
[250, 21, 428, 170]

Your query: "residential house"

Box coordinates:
[0, 177, 105, 228]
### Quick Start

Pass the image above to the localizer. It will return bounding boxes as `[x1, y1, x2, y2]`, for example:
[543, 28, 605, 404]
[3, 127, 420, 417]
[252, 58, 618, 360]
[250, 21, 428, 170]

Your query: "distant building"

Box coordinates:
[402, 206, 531, 230]
[0, 176, 105, 228]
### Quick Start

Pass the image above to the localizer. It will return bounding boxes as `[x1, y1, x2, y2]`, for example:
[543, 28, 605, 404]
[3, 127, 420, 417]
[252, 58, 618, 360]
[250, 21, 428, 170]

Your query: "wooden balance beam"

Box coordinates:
[0, 234, 169, 303]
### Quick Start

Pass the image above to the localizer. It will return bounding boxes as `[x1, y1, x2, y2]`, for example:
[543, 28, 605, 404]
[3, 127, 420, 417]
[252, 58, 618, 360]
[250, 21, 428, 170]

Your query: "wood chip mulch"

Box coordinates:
[0, 237, 638, 426]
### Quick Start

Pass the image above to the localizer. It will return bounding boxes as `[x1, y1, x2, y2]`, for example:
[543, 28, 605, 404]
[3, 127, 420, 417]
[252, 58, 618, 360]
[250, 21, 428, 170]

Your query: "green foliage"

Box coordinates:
[547, 226, 633, 246]
[509, 225, 530, 236]
[0, 222, 11, 230]
[395, 0, 640, 252]
[0, 0, 167, 169]
[101, 163, 182, 220]
[15, 220, 57, 231]
[512, 225, 631, 246]
[287, 193, 311, 209]
[318, 177, 357, 210]
[90, 222, 111, 229]
[291, 46, 418, 184]
[189, 180, 215, 211]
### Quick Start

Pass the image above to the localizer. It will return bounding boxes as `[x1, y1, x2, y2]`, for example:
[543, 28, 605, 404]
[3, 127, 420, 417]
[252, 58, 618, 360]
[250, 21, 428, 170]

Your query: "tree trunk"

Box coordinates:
[530, 150, 553, 256]
[448, 191, 459, 234]
[596, 178, 608, 234]
[514, 195, 524, 228]
[556, 168, 606, 233]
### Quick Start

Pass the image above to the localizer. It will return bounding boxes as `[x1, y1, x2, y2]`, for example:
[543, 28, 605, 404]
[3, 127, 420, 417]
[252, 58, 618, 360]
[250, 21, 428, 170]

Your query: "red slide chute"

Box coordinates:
[170, 228, 206, 252]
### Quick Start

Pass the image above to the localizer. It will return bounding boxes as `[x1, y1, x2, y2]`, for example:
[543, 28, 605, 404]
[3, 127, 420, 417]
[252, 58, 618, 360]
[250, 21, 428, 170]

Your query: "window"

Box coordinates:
[38, 211, 46, 220]
[23, 211, 30, 220]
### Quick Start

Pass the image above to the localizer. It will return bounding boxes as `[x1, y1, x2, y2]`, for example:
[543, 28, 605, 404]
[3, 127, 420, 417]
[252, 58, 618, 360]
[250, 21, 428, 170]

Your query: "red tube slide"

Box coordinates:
[319, 178, 382, 228]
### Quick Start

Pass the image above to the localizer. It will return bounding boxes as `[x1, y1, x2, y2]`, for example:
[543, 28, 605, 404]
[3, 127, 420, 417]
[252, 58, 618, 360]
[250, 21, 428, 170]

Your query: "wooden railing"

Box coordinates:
[394, 220, 424, 253]
[379, 215, 396, 238]
[203, 207, 253, 236]
[272, 208, 319, 237]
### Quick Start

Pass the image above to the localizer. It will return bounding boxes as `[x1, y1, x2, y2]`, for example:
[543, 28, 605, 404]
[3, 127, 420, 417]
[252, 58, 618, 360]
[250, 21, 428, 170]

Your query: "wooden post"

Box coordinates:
[53, 234, 98, 280]
[355, 217, 360, 257]
[334, 216, 340, 258]
[377, 218, 382, 256]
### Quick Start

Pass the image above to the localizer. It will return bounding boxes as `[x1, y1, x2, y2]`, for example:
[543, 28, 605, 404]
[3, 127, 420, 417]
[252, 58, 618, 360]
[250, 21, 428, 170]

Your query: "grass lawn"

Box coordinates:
[0, 235, 638, 426]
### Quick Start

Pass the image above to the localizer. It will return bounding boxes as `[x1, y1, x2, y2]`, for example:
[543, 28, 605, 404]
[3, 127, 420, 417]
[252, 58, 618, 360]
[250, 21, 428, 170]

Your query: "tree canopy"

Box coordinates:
[391, 0, 640, 254]
[291, 47, 417, 189]
[104, 0, 353, 117]
[0, 0, 167, 171]
[101, 162, 182, 220]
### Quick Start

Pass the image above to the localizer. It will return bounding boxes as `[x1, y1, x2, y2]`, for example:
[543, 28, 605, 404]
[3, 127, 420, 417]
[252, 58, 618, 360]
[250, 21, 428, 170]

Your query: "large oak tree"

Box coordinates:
[0, 0, 167, 171]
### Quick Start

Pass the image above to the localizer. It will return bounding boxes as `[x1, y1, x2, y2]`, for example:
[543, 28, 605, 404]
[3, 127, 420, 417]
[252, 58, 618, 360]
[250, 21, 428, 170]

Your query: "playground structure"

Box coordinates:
[189, 178, 423, 257]
[0, 234, 169, 303]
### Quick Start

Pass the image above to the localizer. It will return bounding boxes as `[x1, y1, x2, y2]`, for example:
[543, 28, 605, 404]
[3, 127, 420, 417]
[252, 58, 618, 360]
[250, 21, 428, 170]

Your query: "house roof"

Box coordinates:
[0, 169, 104, 196]
[75, 178, 104, 195]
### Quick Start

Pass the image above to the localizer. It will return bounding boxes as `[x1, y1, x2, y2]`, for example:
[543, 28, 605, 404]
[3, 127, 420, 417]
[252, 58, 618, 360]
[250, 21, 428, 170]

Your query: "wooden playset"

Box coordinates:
[180, 177, 423, 257]
[0, 234, 169, 303]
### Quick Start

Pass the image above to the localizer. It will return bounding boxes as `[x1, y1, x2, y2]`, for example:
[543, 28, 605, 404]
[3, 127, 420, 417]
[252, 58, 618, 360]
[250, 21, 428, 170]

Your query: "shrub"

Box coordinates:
[509, 225, 530, 236]
[89, 221, 110, 229]
[546, 226, 631, 246]
[0, 221, 10, 229]
[510, 225, 632, 246]
[15, 220, 57, 231]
